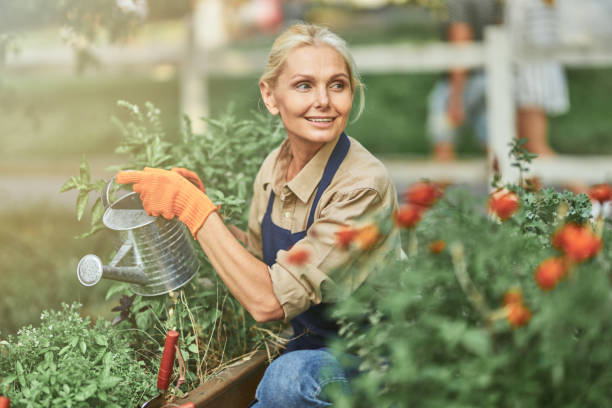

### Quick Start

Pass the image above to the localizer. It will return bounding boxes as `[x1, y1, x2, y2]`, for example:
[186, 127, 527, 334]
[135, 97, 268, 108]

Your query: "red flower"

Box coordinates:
[287, 247, 310, 266]
[355, 224, 381, 251]
[588, 183, 612, 204]
[534, 257, 567, 291]
[404, 181, 442, 208]
[552, 223, 602, 263]
[506, 303, 532, 328]
[488, 189, 520, 220]
[394, 204, 424, 228]
[335, 226, 358, 250]
[503, 289, 523, 306]
[429, 240, 446, 254]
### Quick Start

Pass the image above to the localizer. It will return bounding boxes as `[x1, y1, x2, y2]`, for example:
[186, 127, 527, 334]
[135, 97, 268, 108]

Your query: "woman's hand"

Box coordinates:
[117, 167, 217, 238]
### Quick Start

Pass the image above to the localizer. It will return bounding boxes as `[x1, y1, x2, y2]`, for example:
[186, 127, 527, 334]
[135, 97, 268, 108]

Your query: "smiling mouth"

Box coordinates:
[306, 117, 334, 123]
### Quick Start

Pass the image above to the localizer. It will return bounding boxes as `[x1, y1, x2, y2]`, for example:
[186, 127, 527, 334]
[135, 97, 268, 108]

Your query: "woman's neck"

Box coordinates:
[286, 137, 325, 182]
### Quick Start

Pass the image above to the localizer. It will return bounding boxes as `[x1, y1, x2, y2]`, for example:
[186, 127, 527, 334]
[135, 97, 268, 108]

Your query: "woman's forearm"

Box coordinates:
[196, 212, 284, 322]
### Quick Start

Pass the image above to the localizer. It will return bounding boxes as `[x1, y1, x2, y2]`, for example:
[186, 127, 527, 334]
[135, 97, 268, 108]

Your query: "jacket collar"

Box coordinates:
[270, 134, 342, 204]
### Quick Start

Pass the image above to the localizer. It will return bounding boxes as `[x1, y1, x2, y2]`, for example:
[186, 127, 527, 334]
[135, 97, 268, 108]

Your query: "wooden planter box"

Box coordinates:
[146, 350, 268, 408]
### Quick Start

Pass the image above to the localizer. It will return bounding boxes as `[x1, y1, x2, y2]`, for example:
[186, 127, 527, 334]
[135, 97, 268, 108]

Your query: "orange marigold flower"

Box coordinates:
[394, 204, 424, 228]
[429, 240, 446, 254]
[534, 257, 567, 291]
[506, 303, 532, 328]
[355, 224, 380, 251]
[287, 247, 310, 266]
[488, 188, 520, 221]
[588, 183, 612, 204]
[404, 181, 442, 208]
[335, 226, 358, 250]
[503, 289, 523, 306]
[552, 223, 602, 263]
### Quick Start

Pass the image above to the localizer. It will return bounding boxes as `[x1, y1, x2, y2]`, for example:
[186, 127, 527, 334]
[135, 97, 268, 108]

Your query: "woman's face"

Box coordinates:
[260, 45, 354, 147]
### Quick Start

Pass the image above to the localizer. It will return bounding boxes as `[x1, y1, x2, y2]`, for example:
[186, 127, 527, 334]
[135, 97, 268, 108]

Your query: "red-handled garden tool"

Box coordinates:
[158, 330, 179, 391]
[142, 330, 180, 408]
[0, 396, 10, 408]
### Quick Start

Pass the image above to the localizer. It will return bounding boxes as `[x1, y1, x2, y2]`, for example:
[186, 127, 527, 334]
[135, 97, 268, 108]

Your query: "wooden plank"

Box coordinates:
[142, 351, 268, 408]
[173, 351, 268, 408]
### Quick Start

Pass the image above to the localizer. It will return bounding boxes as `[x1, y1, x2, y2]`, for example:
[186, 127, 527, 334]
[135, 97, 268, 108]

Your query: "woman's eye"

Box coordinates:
[295, 82, 311, 90]
[331, 81, 346, 90]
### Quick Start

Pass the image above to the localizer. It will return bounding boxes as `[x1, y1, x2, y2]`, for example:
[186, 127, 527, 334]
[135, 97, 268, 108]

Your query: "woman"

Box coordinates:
[117, 23, 399, 407]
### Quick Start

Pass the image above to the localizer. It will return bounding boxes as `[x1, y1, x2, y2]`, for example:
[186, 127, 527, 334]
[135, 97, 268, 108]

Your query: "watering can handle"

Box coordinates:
[102, 171, 137, 209]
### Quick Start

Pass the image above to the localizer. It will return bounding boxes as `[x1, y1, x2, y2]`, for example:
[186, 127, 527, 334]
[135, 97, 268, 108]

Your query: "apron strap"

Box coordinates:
[306, 132, 350, 229]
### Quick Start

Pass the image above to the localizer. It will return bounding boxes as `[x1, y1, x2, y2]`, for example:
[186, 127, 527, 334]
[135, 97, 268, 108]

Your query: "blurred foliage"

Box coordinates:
[0, 0, 143, 72]
[0, 205, 116, 334]
[328, 170, 612, 406]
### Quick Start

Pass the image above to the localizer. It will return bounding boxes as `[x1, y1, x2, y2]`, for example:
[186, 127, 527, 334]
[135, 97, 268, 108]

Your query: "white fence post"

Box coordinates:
[484, 26, 518, 186]
[180, 0, 227, 134]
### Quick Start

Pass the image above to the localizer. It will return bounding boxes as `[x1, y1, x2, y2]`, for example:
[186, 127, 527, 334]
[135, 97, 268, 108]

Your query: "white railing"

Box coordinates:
[6, 21, 612, 185]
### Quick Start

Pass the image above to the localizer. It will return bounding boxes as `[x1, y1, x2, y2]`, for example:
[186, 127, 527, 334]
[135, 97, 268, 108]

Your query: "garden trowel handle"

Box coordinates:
[0, 396, 10, 408]
[157, 330, 179, 392]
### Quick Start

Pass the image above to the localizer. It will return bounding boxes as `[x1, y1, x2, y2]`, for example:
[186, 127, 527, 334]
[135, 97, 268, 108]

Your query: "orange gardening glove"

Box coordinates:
[116, 167, 216, 238]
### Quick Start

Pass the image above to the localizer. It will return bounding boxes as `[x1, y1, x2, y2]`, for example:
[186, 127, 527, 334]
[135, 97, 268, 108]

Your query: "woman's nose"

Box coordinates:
[314, 86, 329, 108]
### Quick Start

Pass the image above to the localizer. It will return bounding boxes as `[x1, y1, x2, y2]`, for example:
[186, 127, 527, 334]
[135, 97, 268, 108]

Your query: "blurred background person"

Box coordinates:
[507, 0, 570, 157]
[426, 0, 503, 161]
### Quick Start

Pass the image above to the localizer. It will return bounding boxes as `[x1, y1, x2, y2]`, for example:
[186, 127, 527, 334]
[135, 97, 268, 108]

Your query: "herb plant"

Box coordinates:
[0, 303, 157, 407]
[59, 101, 286, 398]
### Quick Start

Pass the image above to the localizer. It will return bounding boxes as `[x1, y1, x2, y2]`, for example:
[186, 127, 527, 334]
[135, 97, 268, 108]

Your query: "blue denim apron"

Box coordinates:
[262, 132, 350, 352]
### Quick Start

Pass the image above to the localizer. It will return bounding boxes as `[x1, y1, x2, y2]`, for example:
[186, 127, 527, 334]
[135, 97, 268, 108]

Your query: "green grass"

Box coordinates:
[0, 205, 117, 334]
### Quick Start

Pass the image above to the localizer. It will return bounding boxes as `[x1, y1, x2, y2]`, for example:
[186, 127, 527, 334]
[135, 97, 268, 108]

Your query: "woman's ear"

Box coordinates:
[259, 81, 280, 115]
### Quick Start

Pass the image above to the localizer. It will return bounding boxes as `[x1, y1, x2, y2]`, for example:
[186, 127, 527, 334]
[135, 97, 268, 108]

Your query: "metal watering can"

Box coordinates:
[76, 176, 200, 296]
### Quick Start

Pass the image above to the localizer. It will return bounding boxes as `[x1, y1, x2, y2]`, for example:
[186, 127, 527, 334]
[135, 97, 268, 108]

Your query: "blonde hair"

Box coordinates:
[259, 23, 366, 122]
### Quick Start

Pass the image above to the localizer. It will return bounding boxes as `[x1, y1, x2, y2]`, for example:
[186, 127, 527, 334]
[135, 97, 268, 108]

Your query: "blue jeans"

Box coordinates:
[251, 349, 357, 408]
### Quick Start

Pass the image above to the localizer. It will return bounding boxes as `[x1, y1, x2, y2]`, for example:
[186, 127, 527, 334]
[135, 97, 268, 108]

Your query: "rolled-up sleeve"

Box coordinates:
[269, 187, 391, 321]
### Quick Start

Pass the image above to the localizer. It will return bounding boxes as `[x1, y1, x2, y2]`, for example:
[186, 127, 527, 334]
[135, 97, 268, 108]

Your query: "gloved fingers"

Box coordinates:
[116, 170, 145, 185]
[171, 167, 206, 193]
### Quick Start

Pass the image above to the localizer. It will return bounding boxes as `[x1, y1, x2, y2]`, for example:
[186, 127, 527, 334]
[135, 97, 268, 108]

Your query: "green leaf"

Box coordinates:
[76, 190, 89, 221]
[94, 335, 108, 347]
[79, 155, 90, 183]
[99, 375, 122, 390]
[188, 343, 199, 354]
[74, 382, 97, 401]
[79, 339, 87, 354]
[90, 198, 105, 226]
[59, 177, 78, 193]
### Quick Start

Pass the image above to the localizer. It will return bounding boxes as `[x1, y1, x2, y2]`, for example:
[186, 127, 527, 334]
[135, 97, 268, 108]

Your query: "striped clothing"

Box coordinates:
[507, 0, 570, 114]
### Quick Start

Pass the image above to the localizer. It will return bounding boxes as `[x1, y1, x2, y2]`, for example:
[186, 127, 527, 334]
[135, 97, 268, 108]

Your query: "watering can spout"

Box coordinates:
[77, 254, 148, 286]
